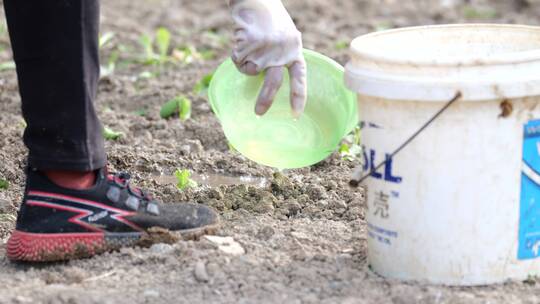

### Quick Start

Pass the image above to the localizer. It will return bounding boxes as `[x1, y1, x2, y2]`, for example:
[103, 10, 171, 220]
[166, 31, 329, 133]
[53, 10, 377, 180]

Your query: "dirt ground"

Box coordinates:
[1, 0, 540, 303]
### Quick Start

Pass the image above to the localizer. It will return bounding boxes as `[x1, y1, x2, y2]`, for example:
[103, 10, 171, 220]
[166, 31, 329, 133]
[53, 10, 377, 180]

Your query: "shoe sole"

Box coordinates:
[6, 223, 219, 262]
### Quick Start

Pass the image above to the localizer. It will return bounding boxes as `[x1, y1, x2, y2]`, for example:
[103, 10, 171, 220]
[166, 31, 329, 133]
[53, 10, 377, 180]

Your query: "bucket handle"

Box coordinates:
[349, 91, 462, 187]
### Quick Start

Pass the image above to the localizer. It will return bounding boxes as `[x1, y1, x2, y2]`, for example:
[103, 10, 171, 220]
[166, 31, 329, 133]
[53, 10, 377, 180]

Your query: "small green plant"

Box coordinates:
[0, 22, 6, 36]
[103, 126, 123, 140]
[98, 32, 120, 77]
[335, 41, 349, 50]
[137, 70, 156, 80]
[100, 50, 119, 77]
[463, 5, 497, 19]
[0, 22, 8, 53]
[202, 30, 228, 48]
[172, 45, 216, 64]
[156, 27, 171, 59]
[133, 108, 147, 117]
[160, 96, 192, 120]
[0, 61, 15, 71]
[174, 169, 197, 191]
[375, 21, 393, 32]
[99, 32, 115, 49]
[340, 126, 362, 161]
[139, 27, 173, 65]
[0, 178, 8, 190]
[193, 72, 214, 96]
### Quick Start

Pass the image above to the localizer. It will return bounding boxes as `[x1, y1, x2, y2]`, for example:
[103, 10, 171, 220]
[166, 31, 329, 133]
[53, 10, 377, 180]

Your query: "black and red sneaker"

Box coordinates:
[6, 168, 219, 262]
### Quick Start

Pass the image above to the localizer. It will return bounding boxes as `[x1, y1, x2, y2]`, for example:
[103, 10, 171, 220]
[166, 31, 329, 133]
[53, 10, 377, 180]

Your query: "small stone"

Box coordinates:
[208, 188, 224, 200]
[322, 210, 335, 219]
[324, 180, 338, 190]
[330, 200, 347, 210]
[316, 200, 329, 209]
[306, 184, 327, 201]
[271, 172, 292, 192]
[143, 289, 160, 298]
[194, 261, 209, 283]
[179, 140, 206, 155]
[313, 253, 328, 262]
[256, 226, 275, 241]
[184, 139, 204, 154]
[290, 231, 311, 242]
[303, 205, 323, 218]
[253, 198, 274, 214]
[0, 199, 11, 213]
[283, 199, 301, 216]
[345, 207, 362, 220]
[335, 253, 353, 271]
[204, 236, 245, 255]
[149, 243, 174, 255]
[13, 296, 33, 303]
[296, 194, 310, 206]
[270, 172, 298, 197]
[62, 267, 87, 284]
[179, 145, 192, 155]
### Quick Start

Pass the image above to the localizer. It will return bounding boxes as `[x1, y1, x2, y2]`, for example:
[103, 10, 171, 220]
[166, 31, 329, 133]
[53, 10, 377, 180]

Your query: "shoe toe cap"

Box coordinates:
[162, 203, 219, 230]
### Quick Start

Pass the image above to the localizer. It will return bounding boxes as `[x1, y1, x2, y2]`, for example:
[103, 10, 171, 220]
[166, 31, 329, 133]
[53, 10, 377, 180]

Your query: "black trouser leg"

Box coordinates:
[4, 0, 106, 171]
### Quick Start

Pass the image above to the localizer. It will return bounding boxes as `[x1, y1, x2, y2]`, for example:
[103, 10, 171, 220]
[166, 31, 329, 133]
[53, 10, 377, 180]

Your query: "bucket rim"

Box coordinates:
[350, 23, 540, 67]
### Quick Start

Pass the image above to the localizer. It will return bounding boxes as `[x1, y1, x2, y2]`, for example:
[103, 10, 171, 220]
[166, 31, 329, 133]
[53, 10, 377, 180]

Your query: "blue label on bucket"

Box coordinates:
[518, 119, 540, 260]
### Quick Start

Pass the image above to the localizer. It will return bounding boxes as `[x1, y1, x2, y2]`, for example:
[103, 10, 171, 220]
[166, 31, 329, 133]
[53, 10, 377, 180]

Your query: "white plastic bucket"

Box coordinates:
[344, 24, 540, 285]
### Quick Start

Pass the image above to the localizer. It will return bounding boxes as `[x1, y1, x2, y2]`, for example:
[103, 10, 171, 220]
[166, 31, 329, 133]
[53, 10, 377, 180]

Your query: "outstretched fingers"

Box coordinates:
[255, 66, 284, 116]
[288, 59, 307, 118]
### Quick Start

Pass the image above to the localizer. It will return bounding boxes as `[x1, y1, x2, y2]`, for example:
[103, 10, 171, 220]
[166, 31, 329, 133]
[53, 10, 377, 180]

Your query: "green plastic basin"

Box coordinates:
[209, 49, 358, 169]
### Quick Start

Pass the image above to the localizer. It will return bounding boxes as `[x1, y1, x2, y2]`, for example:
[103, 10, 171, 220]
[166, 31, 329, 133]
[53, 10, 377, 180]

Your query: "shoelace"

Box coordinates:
[110, 172, 153, 201]
[108, 172, 159, 215]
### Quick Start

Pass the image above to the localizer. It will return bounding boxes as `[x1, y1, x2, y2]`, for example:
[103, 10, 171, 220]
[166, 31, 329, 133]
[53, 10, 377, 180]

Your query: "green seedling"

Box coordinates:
[174, 169, 197, 191]
[202, 30, 228, 48]
[156, 27, 171, 59]
[139, 27, 173, 66]
[98, 32, 119, 77]
[0, 61, 15, 71]
[463, 5, 497, 19]
[99, 32, 115, 49]
[340, 126, 362, 161]
[172, 45, 216, 64]
[193, 72, 214, 96]
[0, 178, 8, 190]
[375, 21, 393, 32]
[200, 49, 216, 60]
[0, 23, 6, 53]
[100, 50, 119, 77]
[133, 108, 147, 117]
[137, 70, 156, 80]
[160, 96, 192, 120]
[103, 126, 123, 140]
[140, 34, 155, 61]
[335, 41, 349, 50]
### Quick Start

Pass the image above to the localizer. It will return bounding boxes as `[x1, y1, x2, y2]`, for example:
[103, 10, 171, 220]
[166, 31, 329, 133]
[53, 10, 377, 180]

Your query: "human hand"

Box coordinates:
[229, 0, 307, 117]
